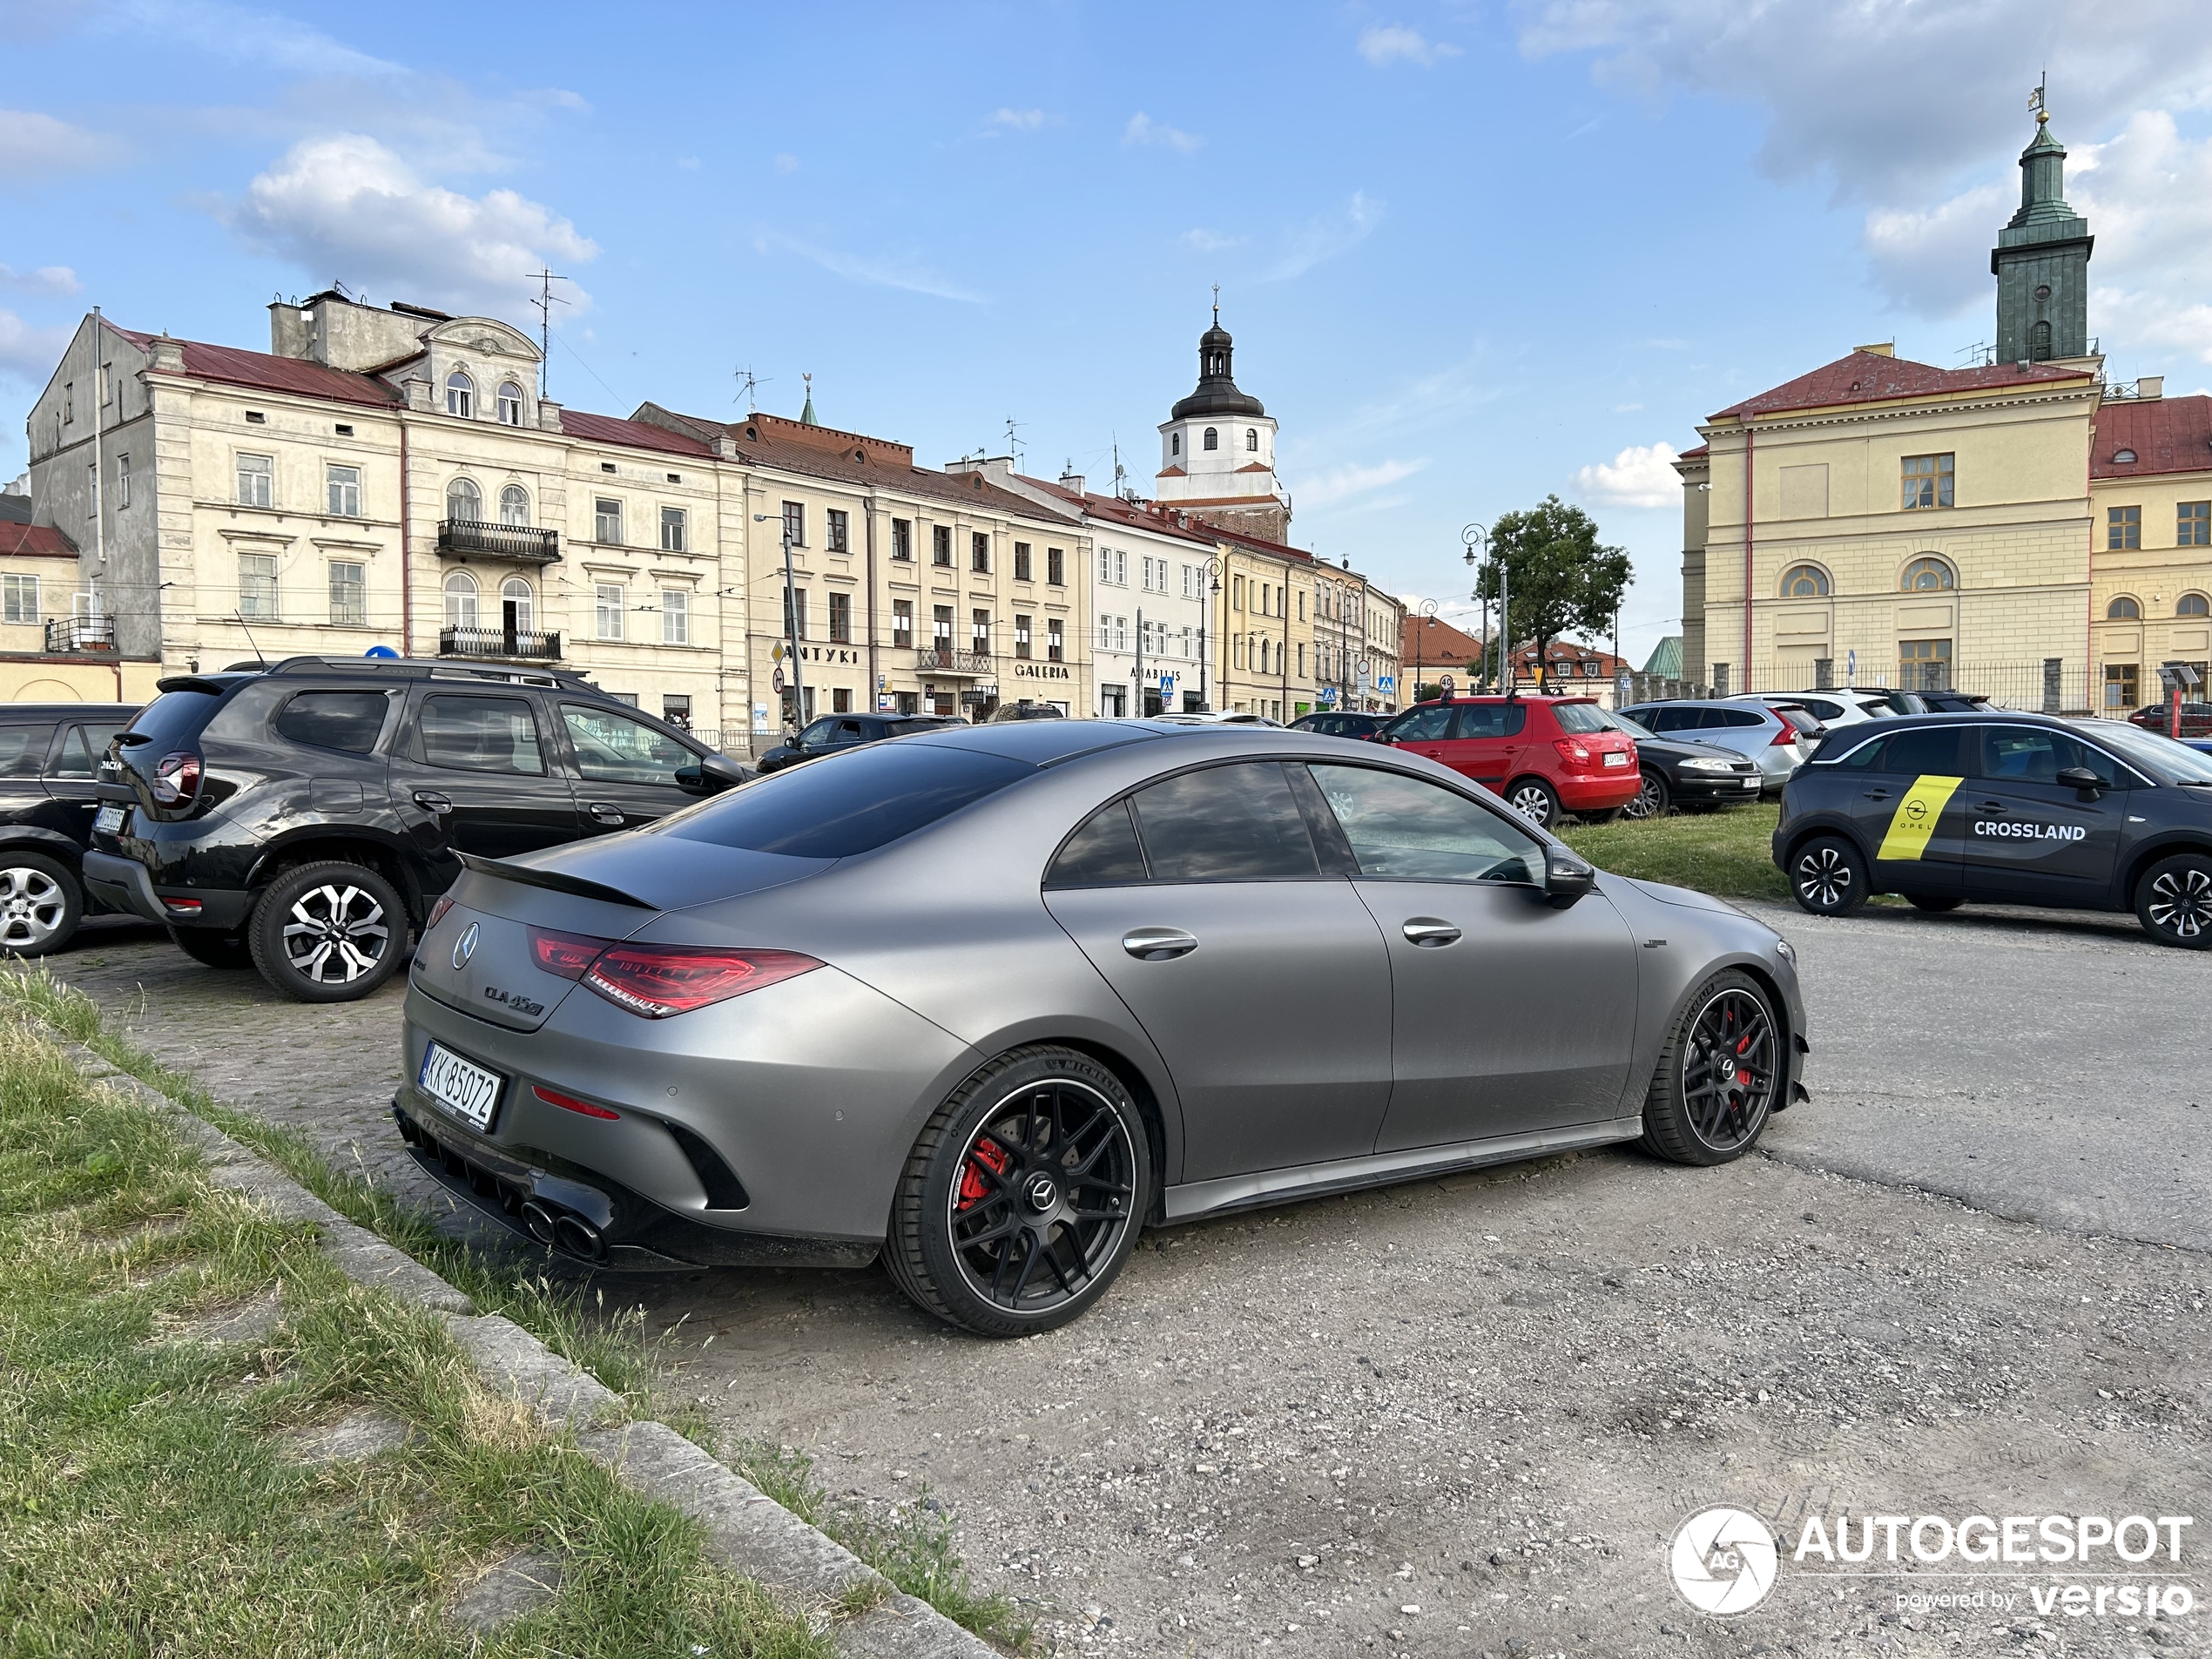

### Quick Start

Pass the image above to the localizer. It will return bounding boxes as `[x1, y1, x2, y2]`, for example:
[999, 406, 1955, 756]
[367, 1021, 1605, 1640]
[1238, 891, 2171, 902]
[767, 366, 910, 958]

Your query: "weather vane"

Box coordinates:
[2030, 72, 2047, 123]
[1211, 282, 1220, 324]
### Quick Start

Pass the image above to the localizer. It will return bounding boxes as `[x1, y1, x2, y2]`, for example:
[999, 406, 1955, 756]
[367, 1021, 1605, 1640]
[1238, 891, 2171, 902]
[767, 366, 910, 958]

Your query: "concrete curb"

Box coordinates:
[52, 1035, 999, 1659]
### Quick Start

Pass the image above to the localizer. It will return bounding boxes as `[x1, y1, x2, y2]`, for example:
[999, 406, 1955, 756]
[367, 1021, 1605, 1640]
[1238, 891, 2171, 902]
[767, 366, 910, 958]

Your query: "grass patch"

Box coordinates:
[0, 1010, 832, 1658]
[1561, 801, 1791, 902]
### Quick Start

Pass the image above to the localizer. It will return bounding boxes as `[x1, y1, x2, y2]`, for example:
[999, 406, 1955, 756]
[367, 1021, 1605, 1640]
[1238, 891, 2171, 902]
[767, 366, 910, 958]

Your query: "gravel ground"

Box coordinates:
[40, 902, 2212, 1657]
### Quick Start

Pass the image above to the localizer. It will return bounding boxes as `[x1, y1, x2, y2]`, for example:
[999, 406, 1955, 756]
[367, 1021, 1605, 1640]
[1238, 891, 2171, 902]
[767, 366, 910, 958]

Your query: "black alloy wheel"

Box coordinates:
[248, 860, 410, 1001]
[1791, 834, 1868, 916]
[1638, 969, 1781, 1166]
[887, 1046, 1150, 1337]
[2138, 853, 2212, 949]
[1504, 777, 1561, 828]
[1624, 769, 1669, 820]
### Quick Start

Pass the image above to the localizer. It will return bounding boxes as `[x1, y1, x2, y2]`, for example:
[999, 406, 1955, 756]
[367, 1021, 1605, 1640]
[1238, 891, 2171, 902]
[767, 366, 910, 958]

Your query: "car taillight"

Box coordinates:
[584, 944, 823, 1019]
[1553, 738, 1596, 771]
[1770, 722, 1797, 747]
[529, 927, 610, 980]
[151, 751, 201, 805]
[427, 896, 455, 930]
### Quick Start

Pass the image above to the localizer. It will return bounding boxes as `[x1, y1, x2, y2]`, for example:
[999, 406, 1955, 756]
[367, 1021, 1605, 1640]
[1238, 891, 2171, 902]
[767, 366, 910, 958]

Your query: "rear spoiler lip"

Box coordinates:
[453, 849, 658, 911]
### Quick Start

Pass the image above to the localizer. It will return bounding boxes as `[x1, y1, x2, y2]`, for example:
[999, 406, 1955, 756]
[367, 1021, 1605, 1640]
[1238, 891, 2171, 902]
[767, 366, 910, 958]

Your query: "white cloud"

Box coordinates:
[991, 107, 1045, 130]
[1298, 457, 1428, 509]
[774, 152, 801, 174]
[0, 110, 128, 179]
[1124, 112, 1201, 153]
[675, 156, 701, 171]
[1572, 442, 1683, 509]
[107, 0, 406, 80]
[1358, 25, 1461, 67]
[217, 135, 597, 317]
[1862, 180, 2008, 318]
[0, 264, 81, 296]
[1181, 227, 1247, 253]
[0, 308, 71, 385]
[1266, 190, 1384, 281]
[757, 233, 984, 305]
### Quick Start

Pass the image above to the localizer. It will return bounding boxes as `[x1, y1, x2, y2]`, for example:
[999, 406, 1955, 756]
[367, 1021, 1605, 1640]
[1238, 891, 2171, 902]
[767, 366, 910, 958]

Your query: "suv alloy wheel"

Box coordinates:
[247, 860, 410, 1001]
[0, 853, 80, 957]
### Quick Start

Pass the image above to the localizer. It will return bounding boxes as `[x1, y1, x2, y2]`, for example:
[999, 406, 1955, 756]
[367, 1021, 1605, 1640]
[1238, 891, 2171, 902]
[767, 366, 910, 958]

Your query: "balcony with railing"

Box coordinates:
[914, 648, 994, 677]
[437, 519, 561, 563]
[440, 626, 562, 661]
[45, 616, 115, 653]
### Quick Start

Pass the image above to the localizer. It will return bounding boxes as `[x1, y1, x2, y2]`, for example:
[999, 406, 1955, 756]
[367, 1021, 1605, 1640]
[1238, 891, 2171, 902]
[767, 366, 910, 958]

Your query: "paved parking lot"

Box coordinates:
[44, 902, 2212, 1657]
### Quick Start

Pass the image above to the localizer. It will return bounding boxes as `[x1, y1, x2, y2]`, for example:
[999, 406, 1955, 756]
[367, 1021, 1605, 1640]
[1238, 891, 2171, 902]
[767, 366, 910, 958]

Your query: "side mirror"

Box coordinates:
[2054, 765, 2107, 798]
[678, 753, 752, 793]
[1542, 849, 1598, 908]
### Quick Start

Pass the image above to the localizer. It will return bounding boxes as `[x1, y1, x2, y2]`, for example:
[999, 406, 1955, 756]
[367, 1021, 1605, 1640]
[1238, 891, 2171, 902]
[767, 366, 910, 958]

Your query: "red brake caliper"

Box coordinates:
[1735, 1030, 1753, 1088]
[957, 1135, 1010, 1212]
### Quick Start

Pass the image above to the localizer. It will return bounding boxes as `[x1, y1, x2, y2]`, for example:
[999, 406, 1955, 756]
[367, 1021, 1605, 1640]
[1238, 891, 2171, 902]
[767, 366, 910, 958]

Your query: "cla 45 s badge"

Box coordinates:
[482, 985, 545, 1018]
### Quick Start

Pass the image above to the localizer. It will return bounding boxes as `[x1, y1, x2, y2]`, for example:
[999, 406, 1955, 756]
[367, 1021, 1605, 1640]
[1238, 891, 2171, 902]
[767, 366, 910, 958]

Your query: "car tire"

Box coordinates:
[1637, 968, 1781, 1166]
[0, 852, 82, 958]
[2136, 852, 2212, 949]
[886, 1044, 1152, 1339]
[1503, 776, 1561, 829]
[1789, 834, 1868, 917]
[1624, 769, 1670, 820]
[1907, 894, 1965, 914]
[168, 925, 255, 968]
[247, 860, 410, 1002]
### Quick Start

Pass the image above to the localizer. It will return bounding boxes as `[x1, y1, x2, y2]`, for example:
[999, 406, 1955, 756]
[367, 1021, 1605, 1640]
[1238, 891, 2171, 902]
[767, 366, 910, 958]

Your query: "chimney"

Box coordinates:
[536, 397, 563, 432]
[1855, 341, 1896, 358]
[713, 433, 741, 460]
[149, 335, 185, 374]
[2137, 375, 2164, 400]
[1060, 468, 1086, 496]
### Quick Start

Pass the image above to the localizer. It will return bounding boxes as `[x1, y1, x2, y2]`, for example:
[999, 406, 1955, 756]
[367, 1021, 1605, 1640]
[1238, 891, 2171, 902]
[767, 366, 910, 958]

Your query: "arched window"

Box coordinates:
[446, 478, 482, 523]
[445, 372, 475, 418]
[500, 577, 534, 635]
[1170, 432, 1180, 456]
[2029, 320, 2053, 361]
[1246, 428, 1258, 452]
[2113, 448, 2138, 464]
[2107, 596, 2142, 620]
[499, 484, 530, 526]
[1203, 428, 1218, 451]
[1901, 556, 1955, 592]
[2179, 593, 2211, 617]
[496, 382, 524, 426]
[1780, 563, 1831, 598]
[443, 570, 479, 629]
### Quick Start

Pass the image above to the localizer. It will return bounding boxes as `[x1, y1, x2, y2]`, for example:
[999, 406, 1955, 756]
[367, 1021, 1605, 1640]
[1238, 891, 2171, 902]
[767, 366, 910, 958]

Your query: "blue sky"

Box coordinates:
[5, 0, 2210, 664]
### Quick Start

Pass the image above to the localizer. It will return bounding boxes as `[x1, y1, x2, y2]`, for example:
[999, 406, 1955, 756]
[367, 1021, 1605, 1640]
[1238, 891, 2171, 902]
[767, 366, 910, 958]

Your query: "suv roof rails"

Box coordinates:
[259, 654, 598, 690]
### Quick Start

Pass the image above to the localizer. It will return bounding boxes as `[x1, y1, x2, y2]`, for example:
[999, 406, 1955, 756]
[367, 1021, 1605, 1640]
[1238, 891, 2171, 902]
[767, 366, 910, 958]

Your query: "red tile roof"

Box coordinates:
[1401, 612, 1487, 668]
[2093, 394, 2212, 480]
[0, 522, 77, 558]
[1676, 443, 1710, 461]
[1206, 522, 1316, 565]
[559, 408, 714, 458]
[1711, 350, 2093, 421]
[116, 327, 398, 408]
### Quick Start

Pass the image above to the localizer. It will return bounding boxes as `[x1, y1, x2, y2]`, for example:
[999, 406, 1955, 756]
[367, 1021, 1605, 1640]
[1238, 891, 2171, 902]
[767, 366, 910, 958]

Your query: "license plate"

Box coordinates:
[1602, 752, 1629, 767]
[1740, 778, 1761, 788]
[417, 1040, 504, 1131]
[94, 804, 125, 833]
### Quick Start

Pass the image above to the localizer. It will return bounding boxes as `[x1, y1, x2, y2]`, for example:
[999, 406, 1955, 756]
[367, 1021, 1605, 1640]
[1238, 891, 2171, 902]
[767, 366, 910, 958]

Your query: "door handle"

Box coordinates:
[412, 790, 452, 814]
[588, 802, 627, 825]
[1122, 927, 1198, 961]
[1401, 918, 1461, 948]
[1862, 788, 1892, 801]
[1975, 800, 2005, 813]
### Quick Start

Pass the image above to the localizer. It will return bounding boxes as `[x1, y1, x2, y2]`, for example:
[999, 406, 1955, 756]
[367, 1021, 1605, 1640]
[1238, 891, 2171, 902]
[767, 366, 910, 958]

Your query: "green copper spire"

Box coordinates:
[799, 371, 817, 426]
[1992, 97, 2093, 363]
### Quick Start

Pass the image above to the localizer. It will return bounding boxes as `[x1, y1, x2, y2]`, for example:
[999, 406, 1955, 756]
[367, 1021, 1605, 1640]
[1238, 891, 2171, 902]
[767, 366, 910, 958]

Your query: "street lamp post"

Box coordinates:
[1461, 523, 1489, 691]
[1200, 556, 1223, 711]
[753, 511, 804, 732]
[1416, 597, 1438, 700]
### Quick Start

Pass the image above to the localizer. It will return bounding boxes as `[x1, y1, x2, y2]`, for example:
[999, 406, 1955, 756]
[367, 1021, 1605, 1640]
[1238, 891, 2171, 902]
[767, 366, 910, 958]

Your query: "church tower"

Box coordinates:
[1993, 97, 2094, 364]
[1154, 299, 1290, 542]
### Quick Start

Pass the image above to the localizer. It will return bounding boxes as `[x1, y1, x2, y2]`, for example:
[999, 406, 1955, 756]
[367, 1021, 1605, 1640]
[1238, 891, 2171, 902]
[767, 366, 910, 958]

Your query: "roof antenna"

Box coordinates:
[733, 365, 770, 413]
[232, 610, 267, 667]
[527, 269, 570, 400]
[1004, 416, 1022, 465]
[1112, 435, 1130, 499]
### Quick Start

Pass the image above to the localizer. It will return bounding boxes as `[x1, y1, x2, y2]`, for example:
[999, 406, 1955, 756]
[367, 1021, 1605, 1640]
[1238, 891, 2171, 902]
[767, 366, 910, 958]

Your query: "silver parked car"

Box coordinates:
[395, 721, 1809, 1337]
[1618, 699, 1812, 796]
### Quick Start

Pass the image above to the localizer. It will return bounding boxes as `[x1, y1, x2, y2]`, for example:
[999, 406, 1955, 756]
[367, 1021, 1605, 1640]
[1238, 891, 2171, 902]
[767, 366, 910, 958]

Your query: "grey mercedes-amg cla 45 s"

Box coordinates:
[396, 720, 1807, 1337]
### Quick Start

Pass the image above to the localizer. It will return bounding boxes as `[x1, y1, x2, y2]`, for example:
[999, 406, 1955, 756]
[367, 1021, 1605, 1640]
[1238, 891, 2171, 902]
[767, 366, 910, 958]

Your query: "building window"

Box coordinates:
[2107, 595, 2141, 620]
[244, 410, 266, 425]
[595, 498, 624, 544]
[447, 477, 482, 522]
[661, 588, 689, 645]
[1900, 556, 1954, 592]
[326, 464, 361, 517]
[443, 571, 478, 628]
[2106, 663, 2140, 709]
[496, 381, 523, 426]
[1780, 563, 1830, 598]
[2181, 502, 2211, 548]
[327, 560, 365, 625]
[2108, 505, 2141, 550]
[3, 574, 40, 624]
[499, 484, 530, 526]
[2177, 592, 2211, 617]
[446, 372, 474, 418]
[1899, 637, 1952, 691]
[972, 532, 990, 573]
[1015, 614, 1032, 658]
[1114, 615, 1130, 652]
[1170, 432, 1180, 456]
[238, 552, 279, 618]
[1246, 428, 1258, 452]
[932, 525, 953, 566]
[663, 695, 692, 728]
[661, 506, 687, 552]
[784, 588, 809, 641]
[1203, 428, 1217, 451]
[782, 500, 806, 546]
[596, 583, 625, 640]
[1047, 546, 1064, 586]
[891, 518, 912, 561]
[1900, 454, 1955, 510]
[826, 509, 849, 554]
[1014, 542, 1031, 582]
[2113, 449, 2138, 464]
[972, 608, 990, 653]
[237, 453, 273, 508]
[117, 454, 130, 509]
[893, 600, 914, 647]
[1048, 617, 1064, 661]
[827, 590, 852, 644]
[2029, 320, 2053, 362]
[501, 577, 533, 633]
[932, 605, 953, 649]
[1232, 574, 1245, 610]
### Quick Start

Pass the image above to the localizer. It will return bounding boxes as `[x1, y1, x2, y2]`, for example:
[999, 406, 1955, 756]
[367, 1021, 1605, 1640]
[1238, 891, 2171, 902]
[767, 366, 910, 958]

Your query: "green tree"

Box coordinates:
[1475, 495, 1632, 681]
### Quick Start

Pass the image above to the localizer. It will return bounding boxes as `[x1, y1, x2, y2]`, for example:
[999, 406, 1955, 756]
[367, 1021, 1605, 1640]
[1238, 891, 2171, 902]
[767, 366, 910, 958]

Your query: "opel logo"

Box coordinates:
[1025, 1173, 1059, 1212]
[451, 921, 480, 970]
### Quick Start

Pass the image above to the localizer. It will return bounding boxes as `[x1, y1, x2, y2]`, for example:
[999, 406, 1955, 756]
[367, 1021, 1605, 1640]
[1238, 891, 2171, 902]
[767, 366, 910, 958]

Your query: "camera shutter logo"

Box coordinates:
[1669, 1507, 1778, 1615]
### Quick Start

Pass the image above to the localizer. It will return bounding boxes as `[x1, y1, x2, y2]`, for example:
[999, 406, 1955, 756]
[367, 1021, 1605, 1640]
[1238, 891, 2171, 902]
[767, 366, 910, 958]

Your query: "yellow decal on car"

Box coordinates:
[1876, 774, 1963, 861]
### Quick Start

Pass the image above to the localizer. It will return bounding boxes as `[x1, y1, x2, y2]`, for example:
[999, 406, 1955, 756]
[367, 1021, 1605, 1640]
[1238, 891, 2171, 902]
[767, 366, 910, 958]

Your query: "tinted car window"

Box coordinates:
[1641, 707, 1695, 732]
[1451, 704, 1527, 738]
[796, 718, 839, 747]
[669, 745, 1030, 858]
[1551, 703, 1608, 735]
[0, 725, 55, 779]
[420, 695, 546, 776]
[124, 686, 226, 753]
[563, 705, 693, 785]
[1713, 708, 1766, 728]
[1979, 725, 2114, 787]
[1791, 698, 1846, 721]
[889, 719, 951, 738]
[1308, 765, 1544, 884]
[47, 723, 132, 779]
[1130, 762, 1321, 881]
[1876, 727, 1967, 776]
[274, 691, 388, 754]
[1044, 799, 1149, 887]
[1386, 705, 1453, 742]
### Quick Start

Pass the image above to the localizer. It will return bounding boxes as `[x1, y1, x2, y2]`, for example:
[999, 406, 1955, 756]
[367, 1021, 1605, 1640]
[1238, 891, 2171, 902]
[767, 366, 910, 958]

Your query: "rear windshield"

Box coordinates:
[121, 686, 228, 757]
[666, 743, 1032, 858]
[1551, 703, 1609, 734]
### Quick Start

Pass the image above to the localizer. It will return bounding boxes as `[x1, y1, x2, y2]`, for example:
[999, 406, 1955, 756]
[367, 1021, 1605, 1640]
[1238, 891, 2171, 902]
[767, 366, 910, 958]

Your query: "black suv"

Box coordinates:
[0, 702, 138, 956]
[84, 658, 749, 1001]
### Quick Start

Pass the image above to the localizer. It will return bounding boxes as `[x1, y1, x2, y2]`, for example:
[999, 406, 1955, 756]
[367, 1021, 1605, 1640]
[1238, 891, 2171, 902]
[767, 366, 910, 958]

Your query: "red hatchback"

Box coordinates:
[1377, 694, 1640, 828]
